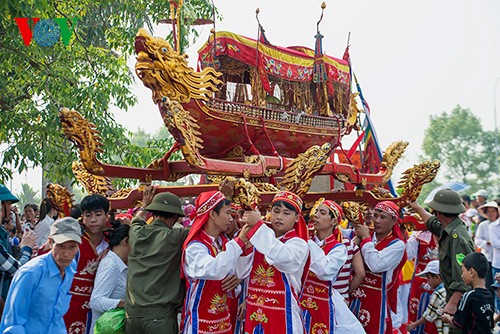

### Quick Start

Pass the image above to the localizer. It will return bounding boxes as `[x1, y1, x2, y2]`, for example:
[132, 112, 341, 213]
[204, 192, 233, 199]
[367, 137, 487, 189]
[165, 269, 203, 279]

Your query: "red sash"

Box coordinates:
[350, 234, 405, 334]
[245, 230, 305, 334]
[182, 231, 233, 334]
[299, 234, 341, 334]
[64, 234, 100, 334]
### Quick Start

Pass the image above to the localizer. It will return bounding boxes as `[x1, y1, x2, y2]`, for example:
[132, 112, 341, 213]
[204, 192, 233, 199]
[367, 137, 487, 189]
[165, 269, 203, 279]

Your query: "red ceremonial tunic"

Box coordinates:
[299, 234, 343, 334]
[64, 233, 100, 334]
[245, 230, 305, 334]
[350, 234, 404, 334]
[182, 232, 233, 334]
[407, 231, 438, 334]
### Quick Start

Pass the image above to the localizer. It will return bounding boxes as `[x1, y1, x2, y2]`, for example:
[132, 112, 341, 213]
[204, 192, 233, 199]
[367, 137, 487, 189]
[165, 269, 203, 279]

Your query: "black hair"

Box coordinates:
[104, 224, 130, 249]
[38, 198, 55, 221]
[81, 194, 109, 213]
[461, 194, 471, 205]
[272, 200, 299, 213]
[463, 252, 489, 278]
[150, 210, 178, 219]
[213, 198, 231, 215]
[23, 204, 38, 212]
[70, 204, 82, 219]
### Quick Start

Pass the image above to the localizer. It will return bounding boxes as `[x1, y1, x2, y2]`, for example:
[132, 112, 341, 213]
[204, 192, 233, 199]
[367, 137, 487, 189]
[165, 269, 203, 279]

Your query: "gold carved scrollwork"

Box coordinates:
[381, 141, 409, 182]
[397, 160, 440, 205]
[46, 183, 75, 217]
[135, 29, 222, 104]
[72, 161, 115, 196]
[370, 186, 394, 200]
[224, 146, 245, 158]
[59, 107, 104, 174]
[282, 143, 332, 197]
[342, 201, 368, 224]
[161, 97, 204, 166]
[109, 188, 133, 199]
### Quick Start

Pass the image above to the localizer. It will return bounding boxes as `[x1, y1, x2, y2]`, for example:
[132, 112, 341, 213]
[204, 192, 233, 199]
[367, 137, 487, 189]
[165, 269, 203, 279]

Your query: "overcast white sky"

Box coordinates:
[9, 0, 500, 194]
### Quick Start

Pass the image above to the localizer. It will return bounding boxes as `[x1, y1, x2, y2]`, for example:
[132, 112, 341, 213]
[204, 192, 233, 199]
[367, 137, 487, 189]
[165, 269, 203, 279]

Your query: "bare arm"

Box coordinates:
[410, 201, 432, 223]
[348, 250, 365, 294]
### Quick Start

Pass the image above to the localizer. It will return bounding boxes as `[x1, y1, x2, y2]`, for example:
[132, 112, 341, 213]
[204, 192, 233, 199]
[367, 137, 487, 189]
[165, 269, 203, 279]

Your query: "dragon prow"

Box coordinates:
[134, 28, 223, 104]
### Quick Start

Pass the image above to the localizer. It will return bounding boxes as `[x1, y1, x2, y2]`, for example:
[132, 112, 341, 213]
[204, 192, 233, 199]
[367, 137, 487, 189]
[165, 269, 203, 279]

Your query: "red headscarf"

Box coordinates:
[181, 190, 227, 279]
[182, 190, 227, 250]
[272, 191, 309, 241]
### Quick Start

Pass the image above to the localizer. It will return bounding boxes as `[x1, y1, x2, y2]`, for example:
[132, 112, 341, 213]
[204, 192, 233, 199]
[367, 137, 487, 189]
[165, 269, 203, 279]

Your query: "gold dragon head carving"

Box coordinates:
[59, 108, 104, 174]
[46, 183, 75, 217]
[135, 28, 223, 104]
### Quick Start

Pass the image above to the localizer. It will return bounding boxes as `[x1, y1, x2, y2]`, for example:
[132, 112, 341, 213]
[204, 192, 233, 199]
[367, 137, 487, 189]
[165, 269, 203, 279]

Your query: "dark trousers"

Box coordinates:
[126, 316, 178, 334]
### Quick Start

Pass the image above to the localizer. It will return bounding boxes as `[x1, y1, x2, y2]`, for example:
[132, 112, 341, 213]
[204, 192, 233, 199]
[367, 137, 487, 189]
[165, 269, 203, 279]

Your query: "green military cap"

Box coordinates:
[144, 192, 185, 216]
[428, 188, 466, 214]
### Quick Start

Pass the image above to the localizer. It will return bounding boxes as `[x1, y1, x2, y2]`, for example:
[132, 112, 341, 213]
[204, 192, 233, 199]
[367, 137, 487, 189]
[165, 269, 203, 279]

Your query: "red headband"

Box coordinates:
[375, 201, 400, 221]
[311, 198, 343, 224]
[273, 191, 303, 213]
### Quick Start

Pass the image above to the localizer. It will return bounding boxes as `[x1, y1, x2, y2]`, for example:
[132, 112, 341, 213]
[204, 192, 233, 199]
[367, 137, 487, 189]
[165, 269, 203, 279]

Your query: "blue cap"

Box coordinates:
[492, 281, 500, 289]
[0, 184, 19, 204]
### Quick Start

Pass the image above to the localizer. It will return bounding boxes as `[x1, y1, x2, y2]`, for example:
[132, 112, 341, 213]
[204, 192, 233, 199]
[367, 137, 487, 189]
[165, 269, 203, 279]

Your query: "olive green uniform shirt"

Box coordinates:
[425, 216, 475, 301]
[125, 218, 189, 316]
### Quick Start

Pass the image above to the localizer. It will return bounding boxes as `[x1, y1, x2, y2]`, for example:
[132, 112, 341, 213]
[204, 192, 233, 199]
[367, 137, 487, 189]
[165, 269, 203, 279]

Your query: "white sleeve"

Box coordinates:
[474, 221, 490, 250]
[89, 258, 120, 313]
[235, 250, 254, 280]
[405, 235, 418, 260]
[361, 239, 405, 273]
[308, 241, 347, 281]
[183, 239, 243, 280]
[249, 223, 308, 273]
[489, 222, 500, 248]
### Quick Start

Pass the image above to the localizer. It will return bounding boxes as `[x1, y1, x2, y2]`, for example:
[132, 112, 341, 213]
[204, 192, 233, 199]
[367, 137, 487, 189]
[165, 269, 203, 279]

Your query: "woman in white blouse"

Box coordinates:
[89, 224, 130, 333]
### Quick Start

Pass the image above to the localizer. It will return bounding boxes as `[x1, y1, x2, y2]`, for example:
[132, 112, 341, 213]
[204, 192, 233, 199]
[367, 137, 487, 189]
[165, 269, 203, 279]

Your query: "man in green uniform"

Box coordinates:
[411, 188, 475, 333]
[125, 186, 189, 334]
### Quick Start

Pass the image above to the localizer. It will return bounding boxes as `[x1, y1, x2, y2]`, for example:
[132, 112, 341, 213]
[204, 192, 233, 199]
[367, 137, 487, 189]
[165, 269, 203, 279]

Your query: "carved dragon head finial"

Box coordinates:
[282, 142, 332, 197]
[59, 107, 104, 174]
[46, 183, 74, 217]
[135, 29, 223, 104]
[397, 159, 440, 206]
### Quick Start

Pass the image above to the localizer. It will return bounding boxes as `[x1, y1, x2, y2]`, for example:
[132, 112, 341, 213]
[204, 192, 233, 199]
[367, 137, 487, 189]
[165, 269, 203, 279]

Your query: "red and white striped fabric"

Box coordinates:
[332, 236, 359, 299]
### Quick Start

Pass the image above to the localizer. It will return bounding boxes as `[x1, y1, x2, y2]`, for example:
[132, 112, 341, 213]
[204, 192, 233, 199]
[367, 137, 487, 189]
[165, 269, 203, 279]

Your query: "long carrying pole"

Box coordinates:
[494, 77, 500, 174]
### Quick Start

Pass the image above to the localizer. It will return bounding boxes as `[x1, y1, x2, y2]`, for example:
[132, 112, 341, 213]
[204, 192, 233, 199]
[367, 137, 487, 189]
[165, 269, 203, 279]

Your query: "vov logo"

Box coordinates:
[15, 18, 78, 47]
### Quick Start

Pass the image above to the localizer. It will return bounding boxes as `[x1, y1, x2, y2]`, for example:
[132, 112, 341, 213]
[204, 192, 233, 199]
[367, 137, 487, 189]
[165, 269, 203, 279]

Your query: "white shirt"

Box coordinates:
[237, 223, 309, 334]
[475, 219, 494, 262]
[360, 233, 405, 285]
[33, 216, 52, 247]
[488, 219, 500, 268]
[182, 233, 243, 334]
[309, 236, 347, 282]
[89, 250, 128, 333]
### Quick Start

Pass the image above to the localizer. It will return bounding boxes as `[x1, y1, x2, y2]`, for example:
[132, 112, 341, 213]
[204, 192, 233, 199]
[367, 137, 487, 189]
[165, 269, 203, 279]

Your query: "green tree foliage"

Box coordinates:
[0, 0, 214, 184]
[420, 105, 497, 192]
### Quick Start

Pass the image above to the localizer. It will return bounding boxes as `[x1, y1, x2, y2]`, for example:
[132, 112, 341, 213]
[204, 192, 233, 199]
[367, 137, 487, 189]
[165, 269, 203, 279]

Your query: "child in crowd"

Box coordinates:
[442, 252, 495, 334]
[407, 260, 449, 334]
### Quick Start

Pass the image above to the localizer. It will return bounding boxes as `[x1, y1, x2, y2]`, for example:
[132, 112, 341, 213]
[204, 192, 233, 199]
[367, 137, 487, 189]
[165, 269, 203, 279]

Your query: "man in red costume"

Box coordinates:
[239, 191, 310, 334]
[64, 194, 109, 334]
[350, 201, 406, 334]
[181, 190, 247, 334]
